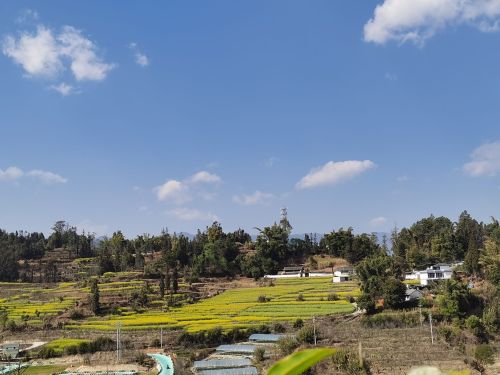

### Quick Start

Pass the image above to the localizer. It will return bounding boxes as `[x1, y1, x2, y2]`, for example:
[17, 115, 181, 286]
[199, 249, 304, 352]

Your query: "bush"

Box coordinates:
[475, 344, 495, 365]
[331, 349, 364, 374]
[273, 322, 286, 333]
[297, 325, 316, 344]
[257, 295, 268, 303]
[254, 347, 266, 361]
[361, 312, 421, 329]
[293, 318, 304, 329]
[357, 294, 376, 314]
[151, 338, 161, 348]
[327, 293, 339, 301]
[277, 336, 299, 356]
[296, 293, 305, 301]
[38, 347, 57, 359]
[68, 309, 85, 320]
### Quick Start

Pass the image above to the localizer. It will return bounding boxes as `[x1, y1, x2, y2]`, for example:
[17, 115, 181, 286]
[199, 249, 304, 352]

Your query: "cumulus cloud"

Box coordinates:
[463, 140, 500, 176]
[155, 179, 191, 204]
[2, 24, 115, 81]
[369, 216, 388, 228]
[26, 169, 68, 184]
[129, 42, 149, 67]
[0, 166, 67, 184]
[155, 171, 221, 203]
[233, 191, 274, 206]
[190, 171, 221, 184]
[0, 166, 24, 181]
[296, 160, 375, 189]
[167, 207, 218, 222]
[50, 82, 75, 96]
[364, 0, 500, 45]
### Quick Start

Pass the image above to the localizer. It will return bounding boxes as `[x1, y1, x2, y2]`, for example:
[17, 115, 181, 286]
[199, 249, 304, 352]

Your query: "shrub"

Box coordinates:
[475, 344, 495, 365]
[327, 293, 339, 301]
[277, 336, 299, 356]
[254, 347, 266, 362]
[257, 295, 268, 303]
[331, 349, 364, 374]
[356, 294, 376, 314]
[38, 347, 56, 359]
[296, 293, 305, 301]
[150, 338, 161, 348]
[293, 318, 304, 329]
[68, 309, 85, 320]
[257, 324, 271, 334]
[273, 322, 286, 333]
[297, 325, 316, 344]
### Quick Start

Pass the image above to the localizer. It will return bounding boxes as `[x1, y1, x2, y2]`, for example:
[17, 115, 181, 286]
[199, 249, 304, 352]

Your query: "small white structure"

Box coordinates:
[333, 268, 354, 283]
[0, 343, 20, 359]
[405, 263, 453, 286]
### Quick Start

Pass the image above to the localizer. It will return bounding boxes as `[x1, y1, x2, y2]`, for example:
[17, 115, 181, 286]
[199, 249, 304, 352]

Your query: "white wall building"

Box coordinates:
[404, 263, 453, 286]
[333, 268, 353, 283]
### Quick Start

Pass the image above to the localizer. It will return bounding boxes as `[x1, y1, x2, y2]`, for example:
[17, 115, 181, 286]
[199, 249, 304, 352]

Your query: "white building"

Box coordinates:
[405, 263, 453, 286]
[405, 288, 423, 302]
[333, 268, 353, 283]
[0, 343, 20, 359]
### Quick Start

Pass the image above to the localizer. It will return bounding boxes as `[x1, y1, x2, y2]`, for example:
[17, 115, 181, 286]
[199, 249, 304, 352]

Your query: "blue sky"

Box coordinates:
[0, 1, 499, 237]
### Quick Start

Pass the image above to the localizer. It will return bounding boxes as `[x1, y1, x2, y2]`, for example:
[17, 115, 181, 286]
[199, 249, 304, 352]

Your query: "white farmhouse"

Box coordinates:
[405, 263, 453, 286]
[333, 268, 354, 283]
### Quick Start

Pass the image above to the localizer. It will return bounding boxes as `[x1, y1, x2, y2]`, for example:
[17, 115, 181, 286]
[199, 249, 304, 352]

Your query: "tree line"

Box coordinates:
[0, 211, 498, 284]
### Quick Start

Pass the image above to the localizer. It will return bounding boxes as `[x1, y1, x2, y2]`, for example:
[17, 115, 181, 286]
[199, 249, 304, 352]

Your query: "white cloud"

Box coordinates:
[155, 171, 222, 204]
[16, 9, 39, 24]
[129, 42, 149, 67]
[0, 166, 67, 184]
[155, 179, 191, 204]
[58, 26, 115, 81]
[396, 175, 409, 182]
[0, 166, 24, 181]
[463, 140, 500, 176]
[3, 25, 61, 77]
[190, 171, 221, 184]
[233, 191, 274, 206]
[167, 207, 218, 222]
[26, 169, 68, 184]
[2, 24, 115, 81]
[364, 0, 500, 45]
[296, 160, 375, 190]
[50, 82, 75, 96]
[369, 216, 388, 228]
[265, 157, 279, 168]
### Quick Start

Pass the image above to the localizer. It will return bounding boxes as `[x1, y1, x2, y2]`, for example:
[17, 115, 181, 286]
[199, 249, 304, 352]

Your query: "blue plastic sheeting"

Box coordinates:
[248, 334, 284, 343]
[148, 353, 174, 375]
[198, 367, 258, 375]
[215, 345, 256, 354]
[192, 358, 252, 370]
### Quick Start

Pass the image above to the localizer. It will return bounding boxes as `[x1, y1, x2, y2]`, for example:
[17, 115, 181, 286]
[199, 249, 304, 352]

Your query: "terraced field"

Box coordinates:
[1, 277, 359, 333]
[70, 277, 359, 332]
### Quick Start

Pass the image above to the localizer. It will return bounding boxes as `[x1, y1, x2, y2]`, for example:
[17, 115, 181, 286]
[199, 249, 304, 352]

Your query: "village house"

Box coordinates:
[333, 267, 354, 283]
[404, 263, 453, 286]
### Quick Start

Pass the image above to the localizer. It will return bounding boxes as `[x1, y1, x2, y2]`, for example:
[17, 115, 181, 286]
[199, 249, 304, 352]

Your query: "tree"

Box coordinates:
[382, 278, 406, 309]
[172, 267, 179, 293]
[436, 279, 479, 320]
[479, 229, 500, 286]
[89, 279, 100, 314]
[159, 274, 165, 298]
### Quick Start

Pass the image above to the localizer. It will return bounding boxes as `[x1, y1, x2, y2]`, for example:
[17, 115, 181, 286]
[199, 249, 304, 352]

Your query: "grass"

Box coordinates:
[22, 366, 67, 375]
[70, 277, 359, 332]
[44, 339, 91, 354]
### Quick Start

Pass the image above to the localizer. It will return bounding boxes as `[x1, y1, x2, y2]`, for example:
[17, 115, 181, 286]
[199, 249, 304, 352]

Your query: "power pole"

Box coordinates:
[419, 301, 423, 328]
[313, 316, 317, 346]
[116, 323, 122, 363]
[160, 327, 163, 349]
[429, 313, 434, 344]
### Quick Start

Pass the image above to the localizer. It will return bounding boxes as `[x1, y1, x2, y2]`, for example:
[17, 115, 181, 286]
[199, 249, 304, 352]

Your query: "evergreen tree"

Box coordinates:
[89, 279, 100, 314]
